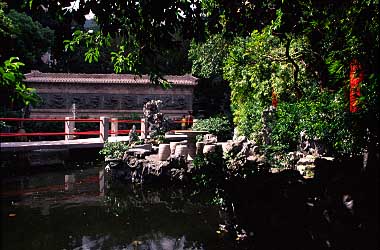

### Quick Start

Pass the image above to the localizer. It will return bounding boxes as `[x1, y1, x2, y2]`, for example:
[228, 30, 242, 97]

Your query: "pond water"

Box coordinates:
[0, 163, 234, 250]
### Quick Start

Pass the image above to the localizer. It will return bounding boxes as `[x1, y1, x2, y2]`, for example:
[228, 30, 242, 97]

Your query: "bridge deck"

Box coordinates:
[0, 135, 187, 152]
[0, 136, 130, 152]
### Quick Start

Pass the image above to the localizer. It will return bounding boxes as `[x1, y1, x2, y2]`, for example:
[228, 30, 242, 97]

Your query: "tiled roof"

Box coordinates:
[24, 71, 198, 86]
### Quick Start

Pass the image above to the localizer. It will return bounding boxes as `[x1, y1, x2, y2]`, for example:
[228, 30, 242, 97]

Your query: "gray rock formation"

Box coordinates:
[106, 153, 190, 184]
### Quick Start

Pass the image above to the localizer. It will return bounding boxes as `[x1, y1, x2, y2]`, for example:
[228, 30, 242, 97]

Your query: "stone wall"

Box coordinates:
[25, 72, 197, 119]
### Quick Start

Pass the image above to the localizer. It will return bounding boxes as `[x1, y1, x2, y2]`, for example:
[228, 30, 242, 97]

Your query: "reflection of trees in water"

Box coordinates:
[101, 183, 227, 249]
[211, 167, 378, 250]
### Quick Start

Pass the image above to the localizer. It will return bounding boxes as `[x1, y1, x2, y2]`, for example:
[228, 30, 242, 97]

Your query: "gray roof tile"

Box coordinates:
[24, 71, 198, 86]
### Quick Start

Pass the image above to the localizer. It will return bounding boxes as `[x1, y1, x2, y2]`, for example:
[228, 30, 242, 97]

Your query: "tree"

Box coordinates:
[0, 2, 41, 111]
[22, 0, 206, 75]
[0, 1, 12, 40]
[0, 8, 54, 71]
[188, 33, 229, 78]
[22, 0, 379, 158]
[187, 1, 379, 159]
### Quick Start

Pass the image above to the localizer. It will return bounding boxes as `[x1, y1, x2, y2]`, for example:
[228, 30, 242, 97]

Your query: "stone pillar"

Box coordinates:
[111, 118, 118, 137]
[141, 118, 148, 139]
[65, 116, 75, 141]
[100, 116, 109, 142]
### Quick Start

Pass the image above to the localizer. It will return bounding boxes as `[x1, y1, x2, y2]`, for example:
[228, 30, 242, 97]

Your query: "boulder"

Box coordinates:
[204, 134, 218, 144]
[296, 155, 335, 178]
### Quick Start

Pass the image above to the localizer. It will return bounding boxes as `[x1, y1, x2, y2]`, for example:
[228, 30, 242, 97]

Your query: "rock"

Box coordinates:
[204, 134, 218, 144]
[296, 155, 335, 178]
[132, 143, 152, 151]
[233, 127, 240, 141]
[218, 142, 229, 153]
[203, 144, 216, 154]
[126, 148, 151, 159]
[196, 142, 205, 155]
[296, 155, 317, 178]
[234, 136, 247, 145]
[251, 145, 260, 154]
[297, 154, 317, 166]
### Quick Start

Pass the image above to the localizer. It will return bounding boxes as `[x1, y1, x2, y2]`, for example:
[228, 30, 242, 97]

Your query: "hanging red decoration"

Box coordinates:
[349, 59, 364, 113]
[271, 89, 278, 108]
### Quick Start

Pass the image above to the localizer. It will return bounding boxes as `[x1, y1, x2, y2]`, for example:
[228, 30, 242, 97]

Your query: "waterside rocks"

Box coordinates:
[296, 155, 335, 178]
[106, 153, 189, 184]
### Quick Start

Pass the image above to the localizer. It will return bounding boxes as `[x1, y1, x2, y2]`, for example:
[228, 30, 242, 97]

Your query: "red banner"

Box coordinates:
[349, 59, 364, 113]
[272, 90, 278, 108]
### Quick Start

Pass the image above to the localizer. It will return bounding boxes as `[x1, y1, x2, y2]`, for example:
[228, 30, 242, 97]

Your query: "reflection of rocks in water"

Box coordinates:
[71, 235, 111, 250]
[72, 233, 203, 250]
[127, 233, 203, 250]
[105, 185, 199, 215]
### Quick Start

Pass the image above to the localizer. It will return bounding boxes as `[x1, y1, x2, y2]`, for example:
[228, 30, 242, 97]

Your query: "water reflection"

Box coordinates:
[71, 234, 202, 250]
[1, 164, 230, 250]
[64, 174, 76, 191]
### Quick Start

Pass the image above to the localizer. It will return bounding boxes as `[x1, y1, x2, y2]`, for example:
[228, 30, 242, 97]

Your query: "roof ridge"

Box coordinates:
[24, 71, 198, 86]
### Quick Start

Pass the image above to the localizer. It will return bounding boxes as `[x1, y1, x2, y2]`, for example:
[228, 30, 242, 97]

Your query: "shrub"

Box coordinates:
[192, 116, 232, 142]
[99, 140, 129, 160]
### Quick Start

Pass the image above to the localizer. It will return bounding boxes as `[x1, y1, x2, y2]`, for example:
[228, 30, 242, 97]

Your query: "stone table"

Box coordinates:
[173, 130, 208, 160]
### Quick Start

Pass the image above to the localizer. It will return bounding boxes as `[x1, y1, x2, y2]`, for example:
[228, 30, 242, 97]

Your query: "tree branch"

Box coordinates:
[285, 38, 302, 98]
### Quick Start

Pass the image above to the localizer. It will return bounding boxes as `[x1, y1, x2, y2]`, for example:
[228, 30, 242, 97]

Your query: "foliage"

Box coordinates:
[224, 26, 311, 139]
[99, 140, 129, 160]
[192, 116, 232, 142]
[270, 89, 358, 156]
[192, 150, 224, 187]
[64, 30, 111, 64]
[0, 1, 12, 39]
[17, 0, 378, 159]
[1, 9, 54, 71]
[188, 34, 229, 78]
[223, 144, 264, 179]
[192, 142, 266, 205]
[0, 57, 39, 109]
[192, 150, 227, 205]
[24, 0, 202, 75]
[223, 3, 379, 158]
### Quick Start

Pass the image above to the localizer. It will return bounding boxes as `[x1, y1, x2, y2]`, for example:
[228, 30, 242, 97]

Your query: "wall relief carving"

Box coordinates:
[32, 93, 192, 112]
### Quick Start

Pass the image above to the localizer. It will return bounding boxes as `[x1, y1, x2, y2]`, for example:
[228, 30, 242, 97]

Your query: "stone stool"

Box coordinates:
[158, 143, 170, 161]
[175, 145, 188, 158]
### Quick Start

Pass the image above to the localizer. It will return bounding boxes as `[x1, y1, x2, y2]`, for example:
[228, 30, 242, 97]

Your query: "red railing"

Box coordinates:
[0, 117, 192, 141]
[0, 117, 142, 140]
[109, 119, 142, 135]
[0, 118, 100, 122]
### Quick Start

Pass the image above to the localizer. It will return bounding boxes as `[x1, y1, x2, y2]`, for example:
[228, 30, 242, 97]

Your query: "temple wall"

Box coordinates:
[27, 82, 194, 119]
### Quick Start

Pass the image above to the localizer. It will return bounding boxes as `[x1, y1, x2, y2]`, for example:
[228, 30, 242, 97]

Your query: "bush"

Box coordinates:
[270, 89, 357, 156]
[192, 116, 232, 142]
[99, 140, 129, 160]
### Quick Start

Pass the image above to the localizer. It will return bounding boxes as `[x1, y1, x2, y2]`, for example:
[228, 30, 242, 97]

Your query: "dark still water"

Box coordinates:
[0, 164, 232, 250]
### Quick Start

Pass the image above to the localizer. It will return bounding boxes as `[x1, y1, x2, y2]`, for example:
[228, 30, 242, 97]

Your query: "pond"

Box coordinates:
[0, 162, 235, 250]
